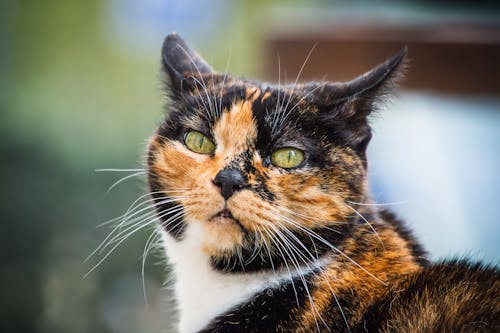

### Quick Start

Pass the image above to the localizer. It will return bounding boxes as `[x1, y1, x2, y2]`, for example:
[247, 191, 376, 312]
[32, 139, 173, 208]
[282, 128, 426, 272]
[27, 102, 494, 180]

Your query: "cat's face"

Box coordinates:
[148, 33, 405, 272]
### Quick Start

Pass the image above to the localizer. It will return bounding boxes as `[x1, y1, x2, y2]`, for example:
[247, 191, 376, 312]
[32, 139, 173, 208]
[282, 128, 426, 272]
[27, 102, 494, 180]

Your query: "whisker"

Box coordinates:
[270, 52, 282, 136]
[86, 199, 186, 262]
[256, 226, 276, 273]
[278, 214, 385, 285]
[275, 220, 319, 264]
[210, 70, 218, 119]
[236, 245, 245, 272]
[268, 223, 327, 332]
[115, 190, 195, 224]
[189, 75, 214, 120]
[218, 50, 231, 119]
[105, 171, 147, 194]
[95, 168, 146, 172]
[245, 230, 263, 265]
[175, 44, 215, 119]
[85, 206, 184, 278]
[141, 227, 161, 305]
[103, 205, 184, 252]
[276, 84, 323, 132]
[261, 226, 299, 305]
[276, 204, 348, 227]
[346, 204, 384, 248]
[346, 200, 410, 207]
[325, 276, 351, 332]
[275, 43, 318, 134]
[97, 191, 168, 228]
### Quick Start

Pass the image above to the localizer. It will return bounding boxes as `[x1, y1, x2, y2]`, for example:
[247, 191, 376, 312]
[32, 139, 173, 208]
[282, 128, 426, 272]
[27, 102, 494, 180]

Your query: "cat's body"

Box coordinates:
[147, 33, 499, 332]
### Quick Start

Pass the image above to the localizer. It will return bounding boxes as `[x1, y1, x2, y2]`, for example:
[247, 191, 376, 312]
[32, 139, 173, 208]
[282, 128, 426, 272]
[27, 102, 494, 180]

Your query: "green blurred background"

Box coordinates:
[1, 1, 499, 332]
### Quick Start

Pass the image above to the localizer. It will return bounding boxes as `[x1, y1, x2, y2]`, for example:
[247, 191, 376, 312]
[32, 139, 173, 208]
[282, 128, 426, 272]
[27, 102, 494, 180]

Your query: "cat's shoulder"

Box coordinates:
[357, 259, 500, 332]
[378, 209, 428, 266]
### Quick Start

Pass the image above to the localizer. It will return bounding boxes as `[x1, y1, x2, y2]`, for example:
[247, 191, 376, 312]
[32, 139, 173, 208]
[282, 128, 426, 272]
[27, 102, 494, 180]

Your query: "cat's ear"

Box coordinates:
[321, 46, 407, 118]
[161, 33, 215, 93]
[315, 47, 407, 155]
[344, 47, 406, 116]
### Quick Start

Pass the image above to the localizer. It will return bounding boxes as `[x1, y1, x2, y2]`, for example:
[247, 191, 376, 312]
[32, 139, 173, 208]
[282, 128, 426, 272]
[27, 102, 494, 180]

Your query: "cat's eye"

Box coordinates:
[184, 130, 215, 154]
[271, 148, 304, 169]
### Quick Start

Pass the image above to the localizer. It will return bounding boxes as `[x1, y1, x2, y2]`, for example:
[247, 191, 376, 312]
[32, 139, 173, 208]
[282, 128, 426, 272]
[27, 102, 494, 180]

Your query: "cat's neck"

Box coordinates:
[161, 211, 424, 332]
[162, 221, 329, 333]
[289, 213, 424, 330]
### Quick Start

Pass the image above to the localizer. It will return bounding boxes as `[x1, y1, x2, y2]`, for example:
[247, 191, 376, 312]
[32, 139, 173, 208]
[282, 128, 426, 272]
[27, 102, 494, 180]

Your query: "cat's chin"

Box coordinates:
[199, 213, 244, 255]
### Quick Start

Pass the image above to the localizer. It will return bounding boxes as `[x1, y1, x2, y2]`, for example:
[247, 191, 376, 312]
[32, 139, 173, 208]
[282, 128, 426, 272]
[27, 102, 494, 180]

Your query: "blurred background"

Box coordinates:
[1, 0, 499, 332]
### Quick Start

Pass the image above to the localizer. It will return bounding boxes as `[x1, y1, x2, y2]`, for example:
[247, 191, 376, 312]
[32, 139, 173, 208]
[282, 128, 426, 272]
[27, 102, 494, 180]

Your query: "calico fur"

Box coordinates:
[147, 33, 500, 332]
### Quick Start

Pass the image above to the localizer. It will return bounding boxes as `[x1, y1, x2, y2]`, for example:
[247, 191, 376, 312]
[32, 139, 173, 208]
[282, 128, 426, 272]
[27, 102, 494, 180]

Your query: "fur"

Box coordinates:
[144, 33, 499, 333]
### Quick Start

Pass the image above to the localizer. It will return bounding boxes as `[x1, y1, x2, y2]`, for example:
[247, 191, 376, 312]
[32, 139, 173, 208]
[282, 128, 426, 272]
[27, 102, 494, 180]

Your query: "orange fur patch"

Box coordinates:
[150, 100, 261, 255]
[261, 91, 271, 102]
[295, 226, 421, 331]
[213, 100, 257, 158]
[246, 87, 261, 102]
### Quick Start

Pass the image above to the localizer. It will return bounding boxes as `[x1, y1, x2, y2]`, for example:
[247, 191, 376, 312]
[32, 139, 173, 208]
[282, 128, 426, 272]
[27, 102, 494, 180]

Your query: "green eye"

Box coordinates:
[271, 148, 304, 169]
[184, 130, 215, 154]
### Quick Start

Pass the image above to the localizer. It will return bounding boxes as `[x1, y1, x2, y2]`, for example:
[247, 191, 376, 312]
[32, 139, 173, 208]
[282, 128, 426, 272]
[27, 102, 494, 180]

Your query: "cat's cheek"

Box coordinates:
[267, 173, 351, 224]
[327, 147, 367, 199]
[183, 193, 225, 221]
[161, 141, 208, 167]
[227, 191, 277, 231]
[151, 140, 207, 189]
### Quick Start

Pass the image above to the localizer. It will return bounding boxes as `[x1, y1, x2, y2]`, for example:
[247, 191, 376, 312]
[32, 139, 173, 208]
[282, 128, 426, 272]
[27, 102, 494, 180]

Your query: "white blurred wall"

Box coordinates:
[369, 92, 500, 264]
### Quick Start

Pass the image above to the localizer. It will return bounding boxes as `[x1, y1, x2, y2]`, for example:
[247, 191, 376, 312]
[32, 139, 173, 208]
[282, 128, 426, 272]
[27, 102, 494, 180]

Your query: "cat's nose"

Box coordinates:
[213, 168, 246, 200]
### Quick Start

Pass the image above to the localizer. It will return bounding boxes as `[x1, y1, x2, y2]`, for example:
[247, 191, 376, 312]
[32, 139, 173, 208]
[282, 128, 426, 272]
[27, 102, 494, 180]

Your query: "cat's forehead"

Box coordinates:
[191, 78, 319, 121]
[166, 78, 324, 155]
[212, 99, 257, 156]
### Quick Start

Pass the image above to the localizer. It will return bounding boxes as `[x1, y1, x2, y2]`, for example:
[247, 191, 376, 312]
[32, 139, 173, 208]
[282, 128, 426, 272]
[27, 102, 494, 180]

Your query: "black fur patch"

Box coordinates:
[211, 219, 355, 274]
[199, 270, 319, 333]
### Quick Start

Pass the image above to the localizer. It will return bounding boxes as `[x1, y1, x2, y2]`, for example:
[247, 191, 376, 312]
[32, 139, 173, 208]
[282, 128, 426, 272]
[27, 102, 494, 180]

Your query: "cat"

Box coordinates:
[146, 33, 500, 333]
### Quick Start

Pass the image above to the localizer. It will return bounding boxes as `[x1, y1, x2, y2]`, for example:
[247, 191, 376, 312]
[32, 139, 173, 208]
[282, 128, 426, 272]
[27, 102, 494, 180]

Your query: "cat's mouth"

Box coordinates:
[210, 208, 243, 228]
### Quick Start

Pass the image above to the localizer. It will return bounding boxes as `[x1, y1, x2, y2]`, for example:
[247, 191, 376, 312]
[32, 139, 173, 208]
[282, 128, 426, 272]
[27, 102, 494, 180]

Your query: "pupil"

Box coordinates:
[287, 151, 292, 163]
[198, 136, 204, 149]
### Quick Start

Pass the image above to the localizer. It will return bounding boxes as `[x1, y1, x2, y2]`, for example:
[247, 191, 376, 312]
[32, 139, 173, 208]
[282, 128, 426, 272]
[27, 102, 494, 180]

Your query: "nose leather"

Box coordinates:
[213, 168, 246, 200]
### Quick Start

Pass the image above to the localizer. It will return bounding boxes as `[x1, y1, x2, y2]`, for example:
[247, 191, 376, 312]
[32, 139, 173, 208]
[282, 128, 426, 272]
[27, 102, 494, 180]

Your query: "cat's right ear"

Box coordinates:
[161, 33, 215, 93]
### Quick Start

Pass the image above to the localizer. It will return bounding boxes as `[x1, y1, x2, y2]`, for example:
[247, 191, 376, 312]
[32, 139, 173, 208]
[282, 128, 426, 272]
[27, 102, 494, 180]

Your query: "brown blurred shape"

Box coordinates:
[264, 22, 500, 95]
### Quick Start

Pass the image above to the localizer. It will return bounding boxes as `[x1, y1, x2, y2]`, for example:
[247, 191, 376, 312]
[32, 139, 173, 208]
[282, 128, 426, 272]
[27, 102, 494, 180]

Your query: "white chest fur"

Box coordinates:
[162, 222, 282, 333]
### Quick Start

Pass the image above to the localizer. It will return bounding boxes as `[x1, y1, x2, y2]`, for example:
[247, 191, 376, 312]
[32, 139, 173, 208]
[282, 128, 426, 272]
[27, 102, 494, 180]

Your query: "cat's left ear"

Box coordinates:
[161, 33, 215, 94]
[314, 47, 407, 155]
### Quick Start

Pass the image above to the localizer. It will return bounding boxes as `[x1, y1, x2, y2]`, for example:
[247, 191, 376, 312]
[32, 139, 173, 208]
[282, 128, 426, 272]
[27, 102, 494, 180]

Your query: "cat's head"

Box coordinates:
[148, 33, 405, 273]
